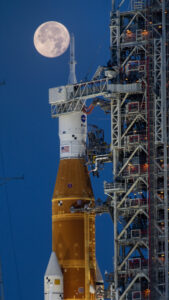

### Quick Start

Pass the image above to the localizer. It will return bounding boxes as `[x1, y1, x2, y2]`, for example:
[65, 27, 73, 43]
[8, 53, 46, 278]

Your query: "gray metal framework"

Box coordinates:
[103, 0, 169, 298]
[48, 0, 169, 298]
[49, 80, 142, 117]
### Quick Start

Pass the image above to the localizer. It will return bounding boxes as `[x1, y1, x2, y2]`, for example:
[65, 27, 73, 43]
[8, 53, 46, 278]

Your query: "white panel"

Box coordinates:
[49, 86, 67, 103]
[107, 82, 142, 93]
[44, 275, 63, 300]
[59, 112, 87, 159]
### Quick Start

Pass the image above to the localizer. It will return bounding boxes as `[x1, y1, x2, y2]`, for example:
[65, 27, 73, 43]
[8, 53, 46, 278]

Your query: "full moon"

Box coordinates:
[34, 21, 70, 58]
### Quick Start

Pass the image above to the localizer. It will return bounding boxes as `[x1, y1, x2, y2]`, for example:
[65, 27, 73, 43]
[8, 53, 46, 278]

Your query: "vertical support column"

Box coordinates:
[116, 10, 121, 73]
[154, 38, 163, 143]
[113, 149, 118, 298]
[111, 96, 121, 149]
[161, 0, 168, 298]
[117, 96, 121, 148]
[110, 8, 120, 68]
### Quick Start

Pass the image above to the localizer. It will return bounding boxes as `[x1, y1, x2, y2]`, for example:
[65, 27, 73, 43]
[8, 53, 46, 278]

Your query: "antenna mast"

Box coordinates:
[68, 33, 77, 84]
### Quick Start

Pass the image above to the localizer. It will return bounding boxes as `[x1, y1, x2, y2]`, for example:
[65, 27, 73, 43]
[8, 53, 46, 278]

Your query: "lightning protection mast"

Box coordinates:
[68, 33, 77, 85]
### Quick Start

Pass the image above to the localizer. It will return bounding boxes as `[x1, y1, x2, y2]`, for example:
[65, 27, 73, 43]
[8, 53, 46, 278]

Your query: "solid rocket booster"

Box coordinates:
[44, 252, 63, 300]
[46, 109, 96, 299]
[96, 261, 104, 300]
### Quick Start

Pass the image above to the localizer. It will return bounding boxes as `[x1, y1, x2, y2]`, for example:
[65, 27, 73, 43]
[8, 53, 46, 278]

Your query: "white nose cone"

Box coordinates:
[44, 252, 63, 300]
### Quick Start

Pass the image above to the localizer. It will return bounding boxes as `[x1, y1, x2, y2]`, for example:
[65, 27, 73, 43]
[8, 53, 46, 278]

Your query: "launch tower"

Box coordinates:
[47, 0, 169, 298]
[102, 0, 169, 298]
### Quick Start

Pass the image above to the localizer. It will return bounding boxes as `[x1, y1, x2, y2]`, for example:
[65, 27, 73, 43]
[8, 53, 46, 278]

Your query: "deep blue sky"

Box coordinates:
[0, 1, 114, 300]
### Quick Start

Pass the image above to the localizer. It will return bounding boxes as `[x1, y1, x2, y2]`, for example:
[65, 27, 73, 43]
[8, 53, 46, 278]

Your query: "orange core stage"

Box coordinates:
[52, 158, 96, 299]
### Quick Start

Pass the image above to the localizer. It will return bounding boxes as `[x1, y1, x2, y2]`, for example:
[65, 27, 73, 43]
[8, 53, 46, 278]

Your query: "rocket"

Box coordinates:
[44, 34, 98, 299]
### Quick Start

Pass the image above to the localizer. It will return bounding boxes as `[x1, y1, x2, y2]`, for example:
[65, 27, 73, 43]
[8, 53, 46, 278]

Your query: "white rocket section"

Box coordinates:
[50, 34, 87, 159]
[44, 252, 63, 300]
[59, 111, 87, 159]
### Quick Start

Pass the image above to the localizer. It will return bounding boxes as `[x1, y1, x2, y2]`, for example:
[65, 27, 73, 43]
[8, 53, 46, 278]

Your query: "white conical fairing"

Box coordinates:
[44, 252, 63, 300]
[45, 251, 62, 276]
[96, 261, 104, 283]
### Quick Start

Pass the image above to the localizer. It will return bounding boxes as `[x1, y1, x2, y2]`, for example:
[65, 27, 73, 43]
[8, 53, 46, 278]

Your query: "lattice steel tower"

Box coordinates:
[103, 0, 169, 298]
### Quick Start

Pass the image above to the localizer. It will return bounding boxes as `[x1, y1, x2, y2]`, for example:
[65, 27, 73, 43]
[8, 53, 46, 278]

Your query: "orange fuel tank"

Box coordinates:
[52, 158, 96, 300]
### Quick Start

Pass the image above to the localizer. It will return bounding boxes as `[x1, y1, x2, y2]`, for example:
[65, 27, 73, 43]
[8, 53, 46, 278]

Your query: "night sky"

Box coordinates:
[0, 1, 114, 300]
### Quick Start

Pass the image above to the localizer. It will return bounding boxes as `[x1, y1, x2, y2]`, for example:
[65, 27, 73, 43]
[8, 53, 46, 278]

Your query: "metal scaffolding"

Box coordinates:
[103, 0, 169, 298]
[48, 0, 169, 298]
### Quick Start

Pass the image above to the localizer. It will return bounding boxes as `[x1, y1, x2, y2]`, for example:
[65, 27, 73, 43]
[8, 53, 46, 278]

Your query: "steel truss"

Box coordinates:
[104, 0, 169, 299]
